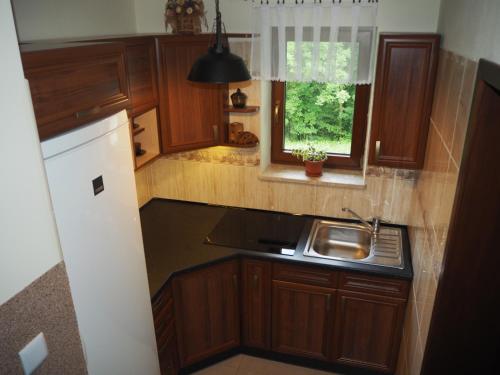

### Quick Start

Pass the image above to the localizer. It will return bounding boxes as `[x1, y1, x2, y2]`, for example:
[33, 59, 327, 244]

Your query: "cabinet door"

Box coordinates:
[156, 36, 228, 153]
[272, 281, 335, 361]
[369, 34, 440, 169]
[124, 38, 159, 116]
[173, 261, 239, 367]
[152, 286, 180, 375]
[242, 259, 271, 349]
[333, 290, 406, 373]
[22, 43, 129, 140]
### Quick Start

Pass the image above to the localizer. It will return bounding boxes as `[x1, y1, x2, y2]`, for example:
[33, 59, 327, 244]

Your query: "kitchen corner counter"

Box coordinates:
[140, 199, 413, 299]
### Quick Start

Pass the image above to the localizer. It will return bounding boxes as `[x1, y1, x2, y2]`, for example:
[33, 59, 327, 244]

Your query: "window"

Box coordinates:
[271, 82, 370, 169]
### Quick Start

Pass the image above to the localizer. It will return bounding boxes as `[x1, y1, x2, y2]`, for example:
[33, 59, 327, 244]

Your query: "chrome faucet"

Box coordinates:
[342, 207, 382, 236]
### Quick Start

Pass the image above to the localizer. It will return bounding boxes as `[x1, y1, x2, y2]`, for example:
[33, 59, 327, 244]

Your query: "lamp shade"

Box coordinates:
[188, 46, 251, 84]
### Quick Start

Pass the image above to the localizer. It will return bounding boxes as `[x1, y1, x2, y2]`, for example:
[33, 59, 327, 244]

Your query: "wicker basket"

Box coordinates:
[174, 15, 202, 35]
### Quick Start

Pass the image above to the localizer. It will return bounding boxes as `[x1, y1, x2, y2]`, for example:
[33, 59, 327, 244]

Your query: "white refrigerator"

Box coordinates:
[41, 110, 160, 375]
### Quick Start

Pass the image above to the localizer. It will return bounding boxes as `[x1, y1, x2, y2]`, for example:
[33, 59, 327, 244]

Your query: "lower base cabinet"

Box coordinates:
[172, 260, 240, 367]
[159, 338, 180, 375]
[152, 259, 409, 374]
[152, 286, 180, 375]
[272, 280, 335, 361]
[333, 290, 406, 372]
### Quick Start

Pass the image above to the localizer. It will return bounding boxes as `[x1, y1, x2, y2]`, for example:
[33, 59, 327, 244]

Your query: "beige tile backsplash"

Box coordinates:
[397, 49, 477, 375]
[137, 158, 418, 224]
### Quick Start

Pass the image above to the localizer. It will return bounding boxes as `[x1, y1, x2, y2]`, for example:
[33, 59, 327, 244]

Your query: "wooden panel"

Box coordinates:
[273, 262, 338, 288]
[339, 272, 409, 299]
[272, 281, 335, 360]
[21, 43, 129, 140]
[124, 38, 159, 116]
[369, 34, 440, 169]
[422, 60, 500, 374]
[152, 285, 180, 375]
[173, 261, 240, 367]
[242, 259, 271, 349]
[333, 290, 406, 373]
[156, 35, 228, 153]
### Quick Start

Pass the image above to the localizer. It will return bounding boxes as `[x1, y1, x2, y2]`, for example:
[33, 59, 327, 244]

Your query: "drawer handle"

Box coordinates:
[375, 140, 381, 161]
[253, 273, 259, 288]
[75, 106, 101, 119]
[233, 274, 238, 289]
[213, 125, 219, 141]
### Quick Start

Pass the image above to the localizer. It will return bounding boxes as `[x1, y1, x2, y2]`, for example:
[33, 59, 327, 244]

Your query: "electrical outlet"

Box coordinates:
[18, 333, 48, 375]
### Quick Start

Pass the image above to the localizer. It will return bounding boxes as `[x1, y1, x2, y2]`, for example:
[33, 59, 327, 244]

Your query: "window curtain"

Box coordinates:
[250, 0, 378, 84]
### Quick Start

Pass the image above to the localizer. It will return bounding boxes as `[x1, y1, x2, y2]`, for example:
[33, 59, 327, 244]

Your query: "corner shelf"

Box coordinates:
[219, 142, 259, 149]
[131, 108, 161, 171]
[224, 105, 260, 114]
[132, 126, 145, 136]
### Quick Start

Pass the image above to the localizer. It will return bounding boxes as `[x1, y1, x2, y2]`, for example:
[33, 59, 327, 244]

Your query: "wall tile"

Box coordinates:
[135, 164, 152, 207]
[431, 50, 452, 130]
[451, 60, 478, 165]
[441, 54, 465, 149]
[151, 158, 186, 201]
[400, 49, 475, 375]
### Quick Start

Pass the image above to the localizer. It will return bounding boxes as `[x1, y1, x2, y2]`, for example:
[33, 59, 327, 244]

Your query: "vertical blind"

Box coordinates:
[249, 1, 378, 84]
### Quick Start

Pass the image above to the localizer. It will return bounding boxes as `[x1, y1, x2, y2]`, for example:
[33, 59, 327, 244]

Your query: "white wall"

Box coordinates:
[438, 0, 500, 63]
[135, 0, 441, 33]
[12, 0, 137, 42]
[0, 1, 62, 305]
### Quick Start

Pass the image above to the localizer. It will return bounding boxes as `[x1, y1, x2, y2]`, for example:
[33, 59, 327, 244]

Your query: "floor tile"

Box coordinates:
[193, 355, 343, 375]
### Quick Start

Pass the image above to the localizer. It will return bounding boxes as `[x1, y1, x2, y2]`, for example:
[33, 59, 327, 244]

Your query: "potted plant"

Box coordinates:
[292, 144, 328, 177]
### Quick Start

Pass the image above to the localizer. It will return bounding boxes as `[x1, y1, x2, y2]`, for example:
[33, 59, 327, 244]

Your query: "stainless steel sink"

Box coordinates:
[304, 220, 404, 269]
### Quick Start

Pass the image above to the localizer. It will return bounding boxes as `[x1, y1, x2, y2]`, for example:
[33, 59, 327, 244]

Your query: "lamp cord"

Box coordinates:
[215, 0, 224, 53]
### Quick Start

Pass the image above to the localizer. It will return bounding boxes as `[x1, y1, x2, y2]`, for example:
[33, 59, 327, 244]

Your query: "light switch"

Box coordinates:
[19, 333, 48, 375]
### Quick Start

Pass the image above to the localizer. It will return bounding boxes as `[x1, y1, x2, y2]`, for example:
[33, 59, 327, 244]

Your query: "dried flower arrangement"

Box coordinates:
[165, 0, 208, 34]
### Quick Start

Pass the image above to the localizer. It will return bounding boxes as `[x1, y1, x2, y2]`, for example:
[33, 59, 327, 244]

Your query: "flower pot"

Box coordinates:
[304, 160, 325, 177]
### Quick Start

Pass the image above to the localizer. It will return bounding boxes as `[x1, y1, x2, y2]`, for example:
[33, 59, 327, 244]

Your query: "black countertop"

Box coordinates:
[141, 199, 413, 299]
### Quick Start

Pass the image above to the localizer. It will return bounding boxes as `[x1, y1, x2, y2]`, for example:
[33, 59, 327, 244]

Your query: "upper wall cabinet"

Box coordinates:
[21, 42, 129, 140]
[100, 37, 159, 117]
[369, 34, 440, 169]
[156, 35, 228, 154]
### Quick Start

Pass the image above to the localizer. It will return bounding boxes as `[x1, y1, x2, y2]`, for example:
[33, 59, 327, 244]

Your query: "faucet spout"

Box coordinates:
[342, 207, 374, 232]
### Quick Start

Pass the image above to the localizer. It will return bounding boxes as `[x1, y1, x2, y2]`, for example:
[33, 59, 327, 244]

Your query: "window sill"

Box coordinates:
[259, 164, 366, 188]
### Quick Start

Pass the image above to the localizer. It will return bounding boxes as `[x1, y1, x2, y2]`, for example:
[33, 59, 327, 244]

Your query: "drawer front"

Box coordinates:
[22, 43, 129, 140]
[339, 272, 409, 299]
[273, 263, 338, 288]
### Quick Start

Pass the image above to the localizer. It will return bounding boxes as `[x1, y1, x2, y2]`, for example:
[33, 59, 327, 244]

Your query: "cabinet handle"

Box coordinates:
[75, 106, 100, 119]
[274, 100, 281, 125]
[253, 273, 259, 288]
[213, 125, 219, 141]
[375, 140, 381, 161]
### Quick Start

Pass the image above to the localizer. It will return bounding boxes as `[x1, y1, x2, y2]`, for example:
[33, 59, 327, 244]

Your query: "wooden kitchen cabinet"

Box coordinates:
[369, 34, 440, 169]
[21, 42, 129, 140]
[172, 260, 240, 367]
[156, 35, 228, 153]
[152, 286, 180, 375]
[241, 259, 272, 349]
[272, 280, 335, 361]
[333, 290, 407, 373]
[122, 37, 159, 117]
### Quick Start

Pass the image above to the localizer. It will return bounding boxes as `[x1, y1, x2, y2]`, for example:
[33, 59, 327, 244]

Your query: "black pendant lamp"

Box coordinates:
[188, 0, 251, 83]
